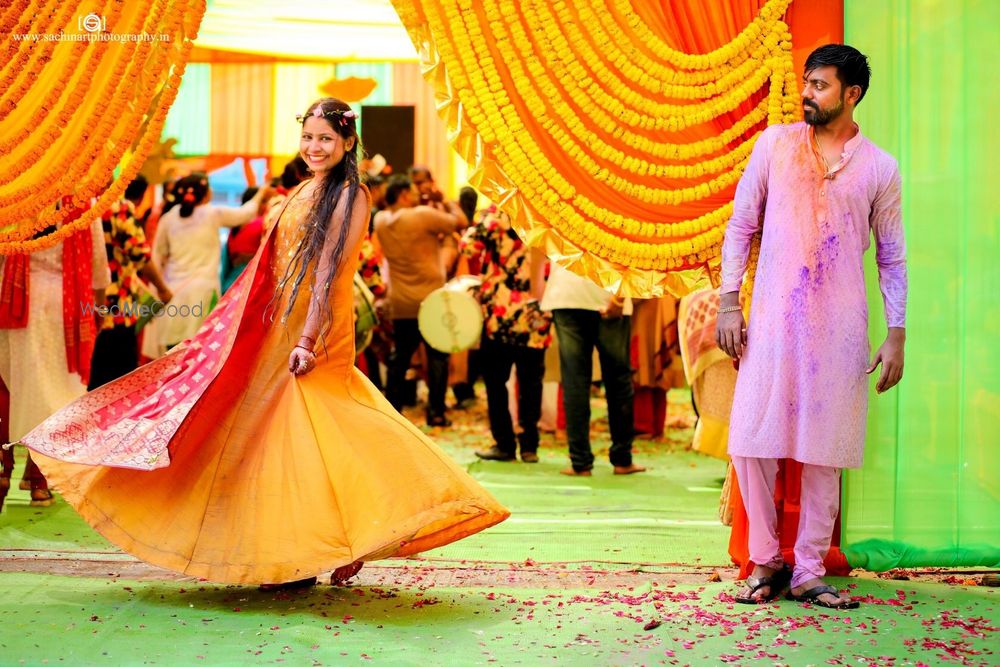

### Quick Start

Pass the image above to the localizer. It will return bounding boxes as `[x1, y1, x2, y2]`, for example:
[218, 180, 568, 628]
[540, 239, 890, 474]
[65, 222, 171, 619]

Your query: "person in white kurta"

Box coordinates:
[0, 217, 110, 505]
[145, 177, 265, 357]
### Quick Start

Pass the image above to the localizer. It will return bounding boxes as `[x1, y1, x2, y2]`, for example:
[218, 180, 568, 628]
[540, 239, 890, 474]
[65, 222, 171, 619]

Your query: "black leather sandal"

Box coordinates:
[735, 564, 792, 604]
[786, 584, 859, 609]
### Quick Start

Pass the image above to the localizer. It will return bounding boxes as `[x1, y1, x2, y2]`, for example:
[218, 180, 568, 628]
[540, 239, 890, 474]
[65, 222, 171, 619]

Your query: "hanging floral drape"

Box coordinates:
[0, 0, 206, 254]
[391, 0, 803, 297]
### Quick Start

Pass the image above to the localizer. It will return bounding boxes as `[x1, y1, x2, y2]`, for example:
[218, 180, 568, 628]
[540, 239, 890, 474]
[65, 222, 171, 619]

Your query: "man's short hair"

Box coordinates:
[384, 175, 412, 205]
[241, 186, 259, 205]
[408, 165, 433, 181]
[281, 157, 309, 189]
[124, 174, 149, 203]
[459, 186, 478, 223]
[805, 44, 872, 104]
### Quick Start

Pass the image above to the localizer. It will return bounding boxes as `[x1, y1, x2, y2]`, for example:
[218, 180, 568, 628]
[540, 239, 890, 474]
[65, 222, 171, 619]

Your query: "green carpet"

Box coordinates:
[0, 573, 995, 666]
[1, 388, 996, 664]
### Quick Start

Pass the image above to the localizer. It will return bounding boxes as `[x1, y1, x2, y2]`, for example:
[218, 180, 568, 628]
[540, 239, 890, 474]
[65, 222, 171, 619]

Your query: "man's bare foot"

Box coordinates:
[735, 563, 786, 603]
[788, 577, 858, 609]
[613, 464, 647, 475]
[559, 468, 592, 476]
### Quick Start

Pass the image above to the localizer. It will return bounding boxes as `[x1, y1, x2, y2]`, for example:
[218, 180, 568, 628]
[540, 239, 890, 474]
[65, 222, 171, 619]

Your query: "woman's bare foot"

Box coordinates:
[613, 464, 647, 475]
[331, 561, 363, 585]
[559, 468, 592, 476]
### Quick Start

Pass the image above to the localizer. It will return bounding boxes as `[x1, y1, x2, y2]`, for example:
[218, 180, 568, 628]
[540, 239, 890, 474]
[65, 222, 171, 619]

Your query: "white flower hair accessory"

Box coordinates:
[296, 106, 358, 127]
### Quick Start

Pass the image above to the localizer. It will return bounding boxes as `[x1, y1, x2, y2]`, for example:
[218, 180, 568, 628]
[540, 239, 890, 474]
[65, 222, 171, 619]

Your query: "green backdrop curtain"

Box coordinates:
[842, 0, 1000, 569]
[161, 63, 212, 156]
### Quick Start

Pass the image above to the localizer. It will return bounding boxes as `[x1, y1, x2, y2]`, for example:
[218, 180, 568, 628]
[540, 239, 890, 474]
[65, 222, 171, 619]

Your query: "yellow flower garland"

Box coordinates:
[566, 1, 781, 97]
[445, 1, 733, 253]
[528, 0, 783, 108]
[0, 24, 161, 214]
[484, 0, 769, 174]
[393, 0, 801, 292]
[510, 1, 780, 133]
[576, 0, 769, 88]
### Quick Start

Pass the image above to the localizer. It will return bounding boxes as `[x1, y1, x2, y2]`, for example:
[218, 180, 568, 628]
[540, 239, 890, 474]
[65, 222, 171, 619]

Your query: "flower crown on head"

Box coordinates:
[296, 106, 358, 128]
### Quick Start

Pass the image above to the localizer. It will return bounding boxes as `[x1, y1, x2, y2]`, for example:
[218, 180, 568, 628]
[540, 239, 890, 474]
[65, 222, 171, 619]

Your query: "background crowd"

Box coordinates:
[0, 155, 733, 509]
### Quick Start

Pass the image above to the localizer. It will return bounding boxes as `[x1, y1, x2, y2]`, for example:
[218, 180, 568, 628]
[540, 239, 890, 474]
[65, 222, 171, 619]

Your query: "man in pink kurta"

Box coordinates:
[718, 45, 907, 610]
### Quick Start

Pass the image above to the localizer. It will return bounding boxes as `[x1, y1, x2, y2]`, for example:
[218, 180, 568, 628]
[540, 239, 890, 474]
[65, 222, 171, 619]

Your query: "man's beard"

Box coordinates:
[803, 97, 844, 126]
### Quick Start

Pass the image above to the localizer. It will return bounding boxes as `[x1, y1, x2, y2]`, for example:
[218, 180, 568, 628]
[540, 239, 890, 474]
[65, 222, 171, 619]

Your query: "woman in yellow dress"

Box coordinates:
[16, 98, 509, 586]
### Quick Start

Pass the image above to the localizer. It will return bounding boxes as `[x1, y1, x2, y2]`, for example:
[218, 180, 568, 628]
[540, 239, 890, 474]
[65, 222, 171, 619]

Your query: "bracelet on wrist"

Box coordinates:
[718, 305, 742, 314]
[294, 344, 315, 354]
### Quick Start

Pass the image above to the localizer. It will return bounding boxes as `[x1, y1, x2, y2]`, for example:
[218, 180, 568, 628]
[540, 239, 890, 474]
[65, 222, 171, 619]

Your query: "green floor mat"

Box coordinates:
[0, 573, 994, 666]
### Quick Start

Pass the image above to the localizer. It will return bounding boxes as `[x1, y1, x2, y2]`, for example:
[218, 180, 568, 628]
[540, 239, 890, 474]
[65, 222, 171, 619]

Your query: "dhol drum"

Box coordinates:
[418, 275, 483, 353]
[353, 273, 379, 353]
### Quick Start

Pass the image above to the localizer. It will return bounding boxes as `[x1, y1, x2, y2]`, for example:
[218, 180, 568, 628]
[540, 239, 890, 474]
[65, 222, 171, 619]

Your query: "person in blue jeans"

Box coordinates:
[540, 264, 646, 476]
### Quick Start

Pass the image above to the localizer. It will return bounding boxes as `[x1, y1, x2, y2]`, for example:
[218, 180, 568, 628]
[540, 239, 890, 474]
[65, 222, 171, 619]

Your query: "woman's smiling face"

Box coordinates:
[300, 116, 354, 176]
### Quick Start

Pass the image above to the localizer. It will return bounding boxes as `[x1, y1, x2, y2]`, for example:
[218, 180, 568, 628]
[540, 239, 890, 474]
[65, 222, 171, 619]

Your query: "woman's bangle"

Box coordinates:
[298, 334, 315, 345]
[718, 305, 742, 314]
[294, 344, 315, 354]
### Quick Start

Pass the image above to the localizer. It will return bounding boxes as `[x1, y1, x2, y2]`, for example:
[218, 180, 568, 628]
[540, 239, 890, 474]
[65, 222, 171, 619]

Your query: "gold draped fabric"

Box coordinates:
[0, 0, 206, 254]
[390, 0, 801, 297]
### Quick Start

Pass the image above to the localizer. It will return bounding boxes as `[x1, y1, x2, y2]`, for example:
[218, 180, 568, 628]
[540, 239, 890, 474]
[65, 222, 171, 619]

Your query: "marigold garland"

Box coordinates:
[0, 0, 66, 99]
[392, 0, 801, 296]
[0, 0, 33, 35]
[0, 0, 131, 179]
[0, 0, 205, 254]
[0, 0, 158, 196]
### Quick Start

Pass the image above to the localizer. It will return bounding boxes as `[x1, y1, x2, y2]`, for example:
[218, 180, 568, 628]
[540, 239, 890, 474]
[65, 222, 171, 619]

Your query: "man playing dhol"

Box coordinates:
[717, 44, 907, 610]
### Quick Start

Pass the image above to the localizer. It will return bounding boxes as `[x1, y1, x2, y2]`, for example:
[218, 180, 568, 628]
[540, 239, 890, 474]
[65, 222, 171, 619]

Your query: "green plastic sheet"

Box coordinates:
[842, 0, 1000, 570]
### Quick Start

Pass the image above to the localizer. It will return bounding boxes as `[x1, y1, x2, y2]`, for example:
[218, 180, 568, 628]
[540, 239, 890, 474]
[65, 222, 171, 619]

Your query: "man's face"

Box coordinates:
[397, 187, 416, 208]
[801, 66, 846, 126]
[411, 170, 435, 196]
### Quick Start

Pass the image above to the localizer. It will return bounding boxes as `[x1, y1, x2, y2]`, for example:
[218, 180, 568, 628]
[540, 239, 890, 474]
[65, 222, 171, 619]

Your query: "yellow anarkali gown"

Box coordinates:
[22, 184, 509, 583]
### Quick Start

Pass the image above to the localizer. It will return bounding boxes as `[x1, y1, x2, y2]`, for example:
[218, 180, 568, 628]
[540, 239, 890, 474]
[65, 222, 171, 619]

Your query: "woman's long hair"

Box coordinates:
[274, 97, 362, 340]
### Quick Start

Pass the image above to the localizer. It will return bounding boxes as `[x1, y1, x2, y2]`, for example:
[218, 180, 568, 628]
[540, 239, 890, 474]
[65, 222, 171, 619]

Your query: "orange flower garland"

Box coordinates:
[0, 0, 67, 101]
[0, 0, 169, 218]
[0, 0, 205, 254]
